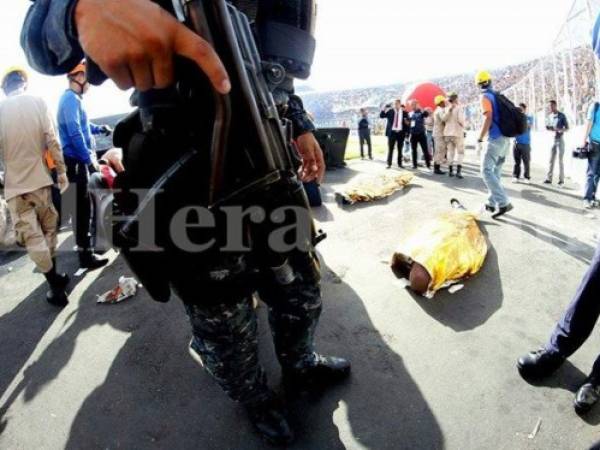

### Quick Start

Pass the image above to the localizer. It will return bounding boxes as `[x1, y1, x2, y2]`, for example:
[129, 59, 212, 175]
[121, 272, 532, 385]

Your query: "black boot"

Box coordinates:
[517, 349, 565, 380]
[492, 203, 514, 219]
[283, 355, 351, 395]
[79, 250, 109, 270]
[52, 258, 70, 289]
[456, 165, 464, 179]
[575, 378, 600, 414]
[43, 267, 69, 307]
[245, 396, 294, 446]
[448, 165, 454, 177]
[433, 164, 445, 175]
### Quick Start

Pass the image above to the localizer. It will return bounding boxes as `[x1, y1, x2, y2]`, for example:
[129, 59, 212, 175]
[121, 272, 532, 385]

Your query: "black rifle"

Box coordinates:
[108, 0, 325, 301]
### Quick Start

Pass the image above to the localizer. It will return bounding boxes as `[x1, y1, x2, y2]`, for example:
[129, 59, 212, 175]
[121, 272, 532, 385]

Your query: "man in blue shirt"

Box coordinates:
[57, 61, 110, 269]
[582, 102, 600, 209]
[476, 70, 513, 219]
[512, 103, 533, 184]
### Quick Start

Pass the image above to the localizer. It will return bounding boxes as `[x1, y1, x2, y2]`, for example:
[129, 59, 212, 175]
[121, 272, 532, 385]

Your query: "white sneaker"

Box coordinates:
[584, 200, 594, 210]
[512, 178, 519, 184]
[523, 178, 531, 185]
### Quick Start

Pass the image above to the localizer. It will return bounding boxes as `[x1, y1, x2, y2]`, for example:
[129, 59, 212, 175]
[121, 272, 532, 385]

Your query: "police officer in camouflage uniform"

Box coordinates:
[22, 0, 349, 445]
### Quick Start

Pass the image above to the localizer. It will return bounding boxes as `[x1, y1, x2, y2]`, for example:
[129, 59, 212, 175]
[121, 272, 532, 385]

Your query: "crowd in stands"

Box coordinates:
[303, 46, 599, 133]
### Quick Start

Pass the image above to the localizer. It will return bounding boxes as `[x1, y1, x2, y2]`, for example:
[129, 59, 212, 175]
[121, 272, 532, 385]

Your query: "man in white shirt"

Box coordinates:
[380, 100, 409, 168]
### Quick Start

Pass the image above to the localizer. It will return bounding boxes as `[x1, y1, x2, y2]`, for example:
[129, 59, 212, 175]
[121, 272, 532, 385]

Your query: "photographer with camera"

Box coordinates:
[581, 101, 600, 209]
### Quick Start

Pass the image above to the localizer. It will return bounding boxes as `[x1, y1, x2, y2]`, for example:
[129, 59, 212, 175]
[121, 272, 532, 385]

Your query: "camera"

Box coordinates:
[573, 144, 592, 159]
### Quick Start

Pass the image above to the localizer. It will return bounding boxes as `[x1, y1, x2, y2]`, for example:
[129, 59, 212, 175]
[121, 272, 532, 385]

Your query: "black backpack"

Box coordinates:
[491, 91, 528, 138]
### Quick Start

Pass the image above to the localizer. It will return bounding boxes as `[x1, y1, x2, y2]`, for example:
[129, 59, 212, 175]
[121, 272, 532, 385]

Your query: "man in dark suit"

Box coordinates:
[380, 100, 409, 168]
[358, 108, 372, 159]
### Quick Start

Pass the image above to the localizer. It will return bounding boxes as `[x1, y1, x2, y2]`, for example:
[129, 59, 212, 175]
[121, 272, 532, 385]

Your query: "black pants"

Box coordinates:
[49, 170, 62, 227]
[547, 241, 600, 376]
[513, 143, 531, 180]
[387, 131, 405, 167]
[64, 156, 93, 252]
[411, 132, 431, 168]
[359, 131, 372, 158]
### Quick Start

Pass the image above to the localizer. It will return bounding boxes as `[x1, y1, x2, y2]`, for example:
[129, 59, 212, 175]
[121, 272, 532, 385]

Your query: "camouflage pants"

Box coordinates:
[7, 187, 58, 273]
[183, 252, 322, 406]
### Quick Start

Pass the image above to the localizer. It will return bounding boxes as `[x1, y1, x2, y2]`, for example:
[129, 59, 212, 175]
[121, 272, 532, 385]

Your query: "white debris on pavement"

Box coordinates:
[97, 276, 140, 304]
[448, 284, 465, 294]
[528, 418, 542, 440]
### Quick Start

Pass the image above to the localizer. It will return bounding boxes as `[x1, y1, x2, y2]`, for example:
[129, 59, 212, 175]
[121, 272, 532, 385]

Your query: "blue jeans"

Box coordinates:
[481, 137, 510, 208]
[547, 242, 600, 375]
[584, 143, 600, 201]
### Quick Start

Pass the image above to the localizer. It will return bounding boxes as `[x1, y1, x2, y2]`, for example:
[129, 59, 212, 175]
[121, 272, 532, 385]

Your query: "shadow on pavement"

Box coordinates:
[4, 254, 445, 449]
[0, 250, 24, 268]
[498, 217, 596, 265]
[0, 239, 95, 434]
[0, 282, 61, 435]
[531, 182, 585, 202]
[312, 204, 335, 222]
[0, 253, 110, 434]
[520, 361, 600, 426]
[521, 360, 587, 394]
[520, 189, 586, 216]
[411, 235, 503, 332]
[284, 263, 445, 449]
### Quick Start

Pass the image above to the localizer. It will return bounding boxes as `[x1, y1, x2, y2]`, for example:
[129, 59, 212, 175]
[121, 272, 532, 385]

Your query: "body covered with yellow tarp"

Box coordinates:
[336, 173, 413, 204]
[392, 210, 488, 294]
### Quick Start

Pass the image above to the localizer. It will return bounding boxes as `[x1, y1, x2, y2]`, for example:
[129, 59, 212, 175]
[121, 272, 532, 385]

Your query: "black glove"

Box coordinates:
[100, 125, 113, 136]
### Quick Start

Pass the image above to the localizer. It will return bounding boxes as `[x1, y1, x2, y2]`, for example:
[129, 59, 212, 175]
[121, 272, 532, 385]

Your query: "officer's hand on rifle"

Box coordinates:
[296, 132, 325, 183]
[74, 0, 231, 93]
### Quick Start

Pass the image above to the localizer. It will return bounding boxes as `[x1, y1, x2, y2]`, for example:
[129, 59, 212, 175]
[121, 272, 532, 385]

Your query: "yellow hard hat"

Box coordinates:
[434, 95, 446, 106]
[68, 61, 87, 77]
[2, 66, 28, 89]
[475, 70, 492, 85]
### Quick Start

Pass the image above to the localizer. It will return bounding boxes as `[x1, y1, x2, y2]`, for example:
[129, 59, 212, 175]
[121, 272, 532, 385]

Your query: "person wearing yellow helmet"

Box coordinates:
[1, 66, 28, 95]
[0, 64, 70, 306]
[432, 95, 448, 175]
[476, 70, 514, 219]
[474, 70, 492, 88]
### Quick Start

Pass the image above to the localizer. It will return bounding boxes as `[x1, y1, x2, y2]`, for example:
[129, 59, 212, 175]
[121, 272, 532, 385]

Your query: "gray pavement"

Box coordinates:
[0, 148, 599, 450]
